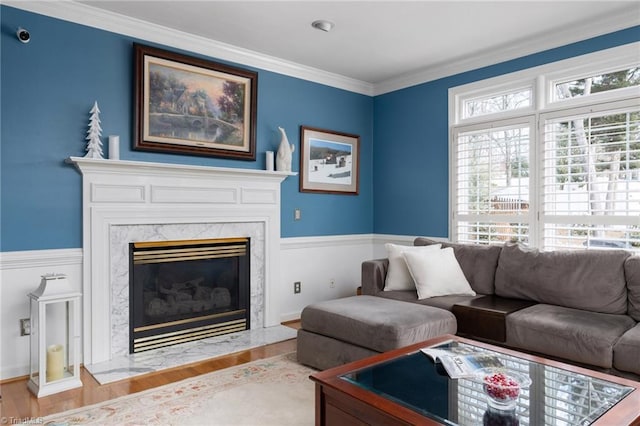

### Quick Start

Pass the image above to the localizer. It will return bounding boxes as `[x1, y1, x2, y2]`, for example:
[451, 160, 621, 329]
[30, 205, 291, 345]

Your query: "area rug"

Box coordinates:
[42, 353, 316, 426]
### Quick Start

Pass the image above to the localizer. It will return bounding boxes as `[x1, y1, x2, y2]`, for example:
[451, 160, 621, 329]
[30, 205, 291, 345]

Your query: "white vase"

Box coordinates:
[275, 127, 295, 172]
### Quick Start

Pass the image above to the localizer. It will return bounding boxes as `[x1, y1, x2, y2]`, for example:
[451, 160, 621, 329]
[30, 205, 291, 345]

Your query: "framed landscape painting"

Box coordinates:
[134, 44, 257, 160]
[300, 126, 360, 195]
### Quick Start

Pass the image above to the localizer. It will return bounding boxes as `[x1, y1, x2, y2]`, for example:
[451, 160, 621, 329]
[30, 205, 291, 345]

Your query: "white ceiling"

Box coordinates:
[10, 1, 640, 94]
[76, 1, 639, 82]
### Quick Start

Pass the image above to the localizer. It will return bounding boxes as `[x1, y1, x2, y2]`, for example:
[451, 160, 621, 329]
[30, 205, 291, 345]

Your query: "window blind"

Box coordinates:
[454, 122, 532, 244]
[541, 105, 640, 250]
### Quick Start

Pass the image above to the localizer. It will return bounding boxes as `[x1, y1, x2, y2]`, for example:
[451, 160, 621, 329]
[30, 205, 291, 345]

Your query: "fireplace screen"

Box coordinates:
[129, 238, 250, 353]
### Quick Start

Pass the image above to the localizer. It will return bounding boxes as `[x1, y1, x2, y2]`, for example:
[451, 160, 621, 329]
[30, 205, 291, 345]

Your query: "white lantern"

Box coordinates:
[27, 274, 82, 397]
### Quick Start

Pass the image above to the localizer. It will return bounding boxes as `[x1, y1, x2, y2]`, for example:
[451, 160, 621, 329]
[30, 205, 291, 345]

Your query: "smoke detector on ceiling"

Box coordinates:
[311, 20, 334, 33]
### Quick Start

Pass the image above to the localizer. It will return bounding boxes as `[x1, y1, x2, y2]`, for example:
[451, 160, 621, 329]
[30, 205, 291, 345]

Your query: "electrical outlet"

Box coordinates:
[294, 208, 301, 221]
[20, 318, 31, 336]
[329, 278, 335, 288]
[294, 281, 301, 294]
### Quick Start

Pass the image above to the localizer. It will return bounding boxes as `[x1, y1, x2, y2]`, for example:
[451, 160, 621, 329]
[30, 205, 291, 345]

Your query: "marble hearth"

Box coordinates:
[85, 325, 296, 384]
[68, 157, 294, 367]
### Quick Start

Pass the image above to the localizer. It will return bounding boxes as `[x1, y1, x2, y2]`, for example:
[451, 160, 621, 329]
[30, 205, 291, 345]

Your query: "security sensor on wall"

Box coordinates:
[16, 27, 30, 43]
[311, 20, 334, 33]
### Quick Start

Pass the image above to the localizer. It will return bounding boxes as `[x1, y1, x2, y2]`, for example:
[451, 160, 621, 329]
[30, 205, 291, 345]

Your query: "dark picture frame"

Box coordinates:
[300, 126, 360, 195]
[134, 44, 257, 160]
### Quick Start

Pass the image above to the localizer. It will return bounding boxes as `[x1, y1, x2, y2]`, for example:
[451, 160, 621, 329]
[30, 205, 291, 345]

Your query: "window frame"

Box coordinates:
[539, 98, 640, 232]
[449, 75, 538, 126]
[451, 116, 537, 245]
[544, 48, 640, 108]
[449, 42, 640, 250]
[456, 81, 536, 123]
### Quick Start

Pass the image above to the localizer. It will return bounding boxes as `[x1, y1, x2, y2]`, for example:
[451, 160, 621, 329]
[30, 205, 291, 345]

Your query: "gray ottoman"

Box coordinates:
[297, 295, 457, 370]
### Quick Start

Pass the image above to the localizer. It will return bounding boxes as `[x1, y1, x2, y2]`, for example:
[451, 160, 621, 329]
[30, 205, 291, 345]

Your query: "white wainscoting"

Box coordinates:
[0, 233, 428, 380]
[278, 234, 374, 322]
[278, 233, 419, 322]
[0, 249, 83, 380]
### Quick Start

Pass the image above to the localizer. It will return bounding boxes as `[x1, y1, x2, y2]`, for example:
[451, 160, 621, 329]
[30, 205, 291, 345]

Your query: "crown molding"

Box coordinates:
[5, 1, 638, 98]
[373, 5, 640, 96]
[4, 1, 375, 96]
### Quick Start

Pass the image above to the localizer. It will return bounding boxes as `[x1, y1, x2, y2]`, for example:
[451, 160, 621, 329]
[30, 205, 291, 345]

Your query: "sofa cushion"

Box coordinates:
[613, 323, 640, 375]
[300, 295, 456, 353]
[414, 238, 501, 295]
[506, 304, 636, 368]
[403, 247, 476, 299]
[297, 329, 378, 370]
[383, 243, 441, 291]
[625, 255, 640, 321]
[495, 243, 629, 314]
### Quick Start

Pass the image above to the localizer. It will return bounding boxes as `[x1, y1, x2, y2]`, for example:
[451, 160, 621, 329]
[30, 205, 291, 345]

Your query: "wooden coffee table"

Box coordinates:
[310, 335, 640, 425]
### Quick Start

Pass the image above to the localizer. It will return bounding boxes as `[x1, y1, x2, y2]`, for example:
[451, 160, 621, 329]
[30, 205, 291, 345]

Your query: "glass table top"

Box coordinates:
[340, 340, 634, 426]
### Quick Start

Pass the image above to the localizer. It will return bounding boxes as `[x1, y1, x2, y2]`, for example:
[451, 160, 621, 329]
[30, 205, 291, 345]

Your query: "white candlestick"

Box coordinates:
[46, 344, 64, 382]
[265, 151, 274, 171]
[108, 135, 120, 160]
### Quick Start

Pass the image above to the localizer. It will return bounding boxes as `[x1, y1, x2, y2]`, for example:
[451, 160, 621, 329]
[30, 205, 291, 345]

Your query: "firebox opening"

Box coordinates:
[129, 238, 250, 353]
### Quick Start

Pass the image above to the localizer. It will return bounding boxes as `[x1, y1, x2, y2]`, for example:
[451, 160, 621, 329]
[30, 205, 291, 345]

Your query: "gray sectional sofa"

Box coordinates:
[359, 238, 640, 380]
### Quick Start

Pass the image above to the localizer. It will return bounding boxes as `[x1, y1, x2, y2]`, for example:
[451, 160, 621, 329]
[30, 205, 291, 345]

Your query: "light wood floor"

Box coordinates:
[0, 322, 299, 420]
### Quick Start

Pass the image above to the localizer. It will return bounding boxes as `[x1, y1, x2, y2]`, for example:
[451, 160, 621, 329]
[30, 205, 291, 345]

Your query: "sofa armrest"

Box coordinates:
[361, 258, 389, 296]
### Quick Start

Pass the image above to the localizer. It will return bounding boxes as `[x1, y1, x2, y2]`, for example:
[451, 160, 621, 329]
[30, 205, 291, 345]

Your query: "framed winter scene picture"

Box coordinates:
[133, 44, 257, 160]
[299, 126, 360, 195]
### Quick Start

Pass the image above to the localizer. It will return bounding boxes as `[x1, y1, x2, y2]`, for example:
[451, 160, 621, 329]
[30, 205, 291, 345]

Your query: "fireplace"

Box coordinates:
[69, 157, 289, 365]
[129, 238, 250, 353]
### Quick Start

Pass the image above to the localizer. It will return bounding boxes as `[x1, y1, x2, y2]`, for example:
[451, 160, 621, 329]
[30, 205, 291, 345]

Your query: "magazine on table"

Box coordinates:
[420, 342, 503, 379]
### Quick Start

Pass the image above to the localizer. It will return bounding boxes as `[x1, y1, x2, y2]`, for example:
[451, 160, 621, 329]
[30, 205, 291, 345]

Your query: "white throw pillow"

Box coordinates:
[402, 247, 476, 299]
[383, 243, 442, 291]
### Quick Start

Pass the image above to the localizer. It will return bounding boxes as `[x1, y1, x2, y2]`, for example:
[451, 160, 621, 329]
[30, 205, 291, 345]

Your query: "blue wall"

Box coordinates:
[2, 6, 638, 252]
[0, 6, 373, 251]
[373, 26, 640, 238]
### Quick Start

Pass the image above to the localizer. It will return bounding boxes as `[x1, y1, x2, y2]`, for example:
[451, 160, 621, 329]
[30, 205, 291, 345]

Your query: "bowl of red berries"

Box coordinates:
[475, 368, 531, 410]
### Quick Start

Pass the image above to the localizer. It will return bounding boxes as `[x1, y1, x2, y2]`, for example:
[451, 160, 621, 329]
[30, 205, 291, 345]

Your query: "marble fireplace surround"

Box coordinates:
[110, 222, 263, 358]
[68, 157, 292, 365]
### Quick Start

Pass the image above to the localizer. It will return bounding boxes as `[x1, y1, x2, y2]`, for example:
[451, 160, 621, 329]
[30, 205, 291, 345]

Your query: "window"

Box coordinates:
[450, 43, 640, 251]
[453, 119, 533, 245]
[463, 87, 533, 119]
[542, 101, 640, 250]
[551, 66, 640, 102]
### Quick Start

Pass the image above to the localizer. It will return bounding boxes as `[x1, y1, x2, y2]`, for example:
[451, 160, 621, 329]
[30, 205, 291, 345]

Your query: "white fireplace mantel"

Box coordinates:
[67, 157, 294, 365]
[67, 157, 295, 182]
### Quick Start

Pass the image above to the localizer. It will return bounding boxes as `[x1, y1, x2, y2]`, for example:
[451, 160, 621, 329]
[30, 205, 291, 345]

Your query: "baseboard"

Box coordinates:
[280, 319, 300, 325]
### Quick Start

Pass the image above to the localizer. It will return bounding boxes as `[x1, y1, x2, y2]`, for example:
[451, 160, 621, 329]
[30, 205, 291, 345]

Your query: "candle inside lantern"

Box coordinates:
[108, 135, 120, 160]
[46, 344, 64, 381]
